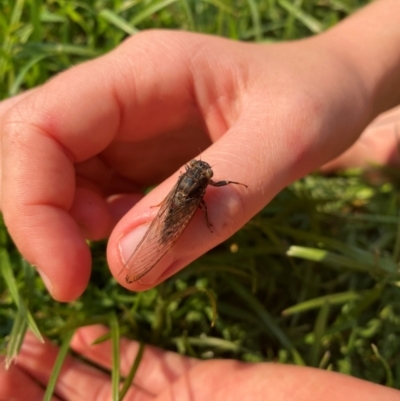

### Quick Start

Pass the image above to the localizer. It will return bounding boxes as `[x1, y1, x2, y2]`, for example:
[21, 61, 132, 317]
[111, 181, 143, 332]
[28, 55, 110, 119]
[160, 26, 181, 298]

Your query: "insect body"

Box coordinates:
[125, 159, 247, 283]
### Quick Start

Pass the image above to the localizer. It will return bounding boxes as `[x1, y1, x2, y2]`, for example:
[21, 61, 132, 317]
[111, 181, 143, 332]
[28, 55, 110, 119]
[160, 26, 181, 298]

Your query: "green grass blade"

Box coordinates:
[272, 225, 367, 260]
[226, 276, 305, 365]
[21, 43, 99, 57]
[99, 9, 139, 35]
[5, 308, 28, 369]
[0, 0, 25, 80]
[287, 246, 373, 272]
[289, 244, 400, 275]
[0, 248, 19, 304]
[371, 344, 393, 387]
[25, 311, 44, 341]
[179, 0, 195, 31]
[10, 0, 25, 25]
[42, 330, 74, 401]
[0, 250, 43, 342]
[278, 0, 323, 33]
[172, 335, 241, 352]
[392, 208, 400, 262]
[10, 54, 47, 95]
[247, 0, 263, 41]
[119, 342, 145, 400]
[131, 0, 178, 26]
[29, 0, 43, 40]
[110, 313, 121, 401]
[311, 301, 330, 367]
[282, 291, 361, 316]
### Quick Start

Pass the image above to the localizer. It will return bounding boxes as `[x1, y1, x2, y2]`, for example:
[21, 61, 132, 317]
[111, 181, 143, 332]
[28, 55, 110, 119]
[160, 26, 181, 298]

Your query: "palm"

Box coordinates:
[0, 326, 395, 401]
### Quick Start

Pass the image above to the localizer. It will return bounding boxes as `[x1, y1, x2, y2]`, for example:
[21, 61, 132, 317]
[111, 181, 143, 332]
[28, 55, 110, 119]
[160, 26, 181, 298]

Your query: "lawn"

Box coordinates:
[2, 0, 400, 399]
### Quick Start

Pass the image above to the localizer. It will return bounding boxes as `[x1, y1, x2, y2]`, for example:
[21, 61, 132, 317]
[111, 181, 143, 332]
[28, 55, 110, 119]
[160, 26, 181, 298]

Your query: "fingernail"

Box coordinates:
[119, 224, 174, 285]
[36, 267, 53, 295]
[119, 224, 151, 263]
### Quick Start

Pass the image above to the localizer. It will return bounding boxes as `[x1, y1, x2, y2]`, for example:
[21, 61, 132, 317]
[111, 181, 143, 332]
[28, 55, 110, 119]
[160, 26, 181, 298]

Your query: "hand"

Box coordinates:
[1, 1, 400, 301]
[322, 105, 400, 172]
[0, 325, 397, 401]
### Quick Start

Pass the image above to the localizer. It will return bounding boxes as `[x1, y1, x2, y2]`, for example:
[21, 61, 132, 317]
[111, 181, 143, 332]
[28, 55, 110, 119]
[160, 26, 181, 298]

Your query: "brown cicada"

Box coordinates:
[125, 159, 247, 283]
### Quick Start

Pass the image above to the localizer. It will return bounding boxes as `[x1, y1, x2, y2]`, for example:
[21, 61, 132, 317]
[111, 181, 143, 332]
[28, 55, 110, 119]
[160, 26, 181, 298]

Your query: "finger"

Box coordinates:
[107, 194, 144, 222]
[16, 331, 152, 401]
[71, 325, 198, 396]
[0, 89, 39, 206]
[0, 356, 60, 401]
[167, 359, 400, 401]
[1, 31, 205, 301]
[75, 157, 141, 195]
[1, 68, 118, 301]
[69, 187, 114, 240]
[108, 128, 272, 290]
[0, 89, 36, 116]
[322, 105, 400, 171]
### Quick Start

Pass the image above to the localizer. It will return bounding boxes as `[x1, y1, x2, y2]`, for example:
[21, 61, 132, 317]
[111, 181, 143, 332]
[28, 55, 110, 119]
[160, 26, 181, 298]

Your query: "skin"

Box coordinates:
[322, 104, 400, 172]
[0, 325, 399, 401]
[1, 0, 400, 399]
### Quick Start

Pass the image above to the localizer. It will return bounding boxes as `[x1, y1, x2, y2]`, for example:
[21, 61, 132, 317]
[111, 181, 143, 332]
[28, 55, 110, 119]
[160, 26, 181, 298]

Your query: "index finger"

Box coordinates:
[1, 32, 197, 301]
[1, 71, 118, 300]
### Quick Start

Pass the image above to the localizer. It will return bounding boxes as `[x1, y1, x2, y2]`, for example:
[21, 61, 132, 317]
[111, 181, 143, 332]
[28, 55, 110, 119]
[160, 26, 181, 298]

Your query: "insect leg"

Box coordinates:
[210, 180, 248, 188]
[199, 199, 213, 232]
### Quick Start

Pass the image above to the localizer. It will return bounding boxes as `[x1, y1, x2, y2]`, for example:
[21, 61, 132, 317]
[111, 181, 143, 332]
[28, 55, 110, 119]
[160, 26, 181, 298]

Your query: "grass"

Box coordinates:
[3, 0, 400, 399]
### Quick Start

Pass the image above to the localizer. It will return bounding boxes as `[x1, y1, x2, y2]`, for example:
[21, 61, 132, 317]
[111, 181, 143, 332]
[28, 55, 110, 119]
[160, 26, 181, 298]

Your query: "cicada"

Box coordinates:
[125, 159, 247, 283]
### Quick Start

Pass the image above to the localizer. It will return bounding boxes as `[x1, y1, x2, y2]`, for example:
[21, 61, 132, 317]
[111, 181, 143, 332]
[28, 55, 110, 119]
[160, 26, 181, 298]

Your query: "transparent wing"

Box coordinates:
[125, 181, 201, 283]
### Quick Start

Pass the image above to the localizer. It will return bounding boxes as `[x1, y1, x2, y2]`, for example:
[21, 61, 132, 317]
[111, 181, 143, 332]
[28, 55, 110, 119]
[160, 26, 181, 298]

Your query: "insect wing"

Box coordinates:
[125, 181, 201, 283]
